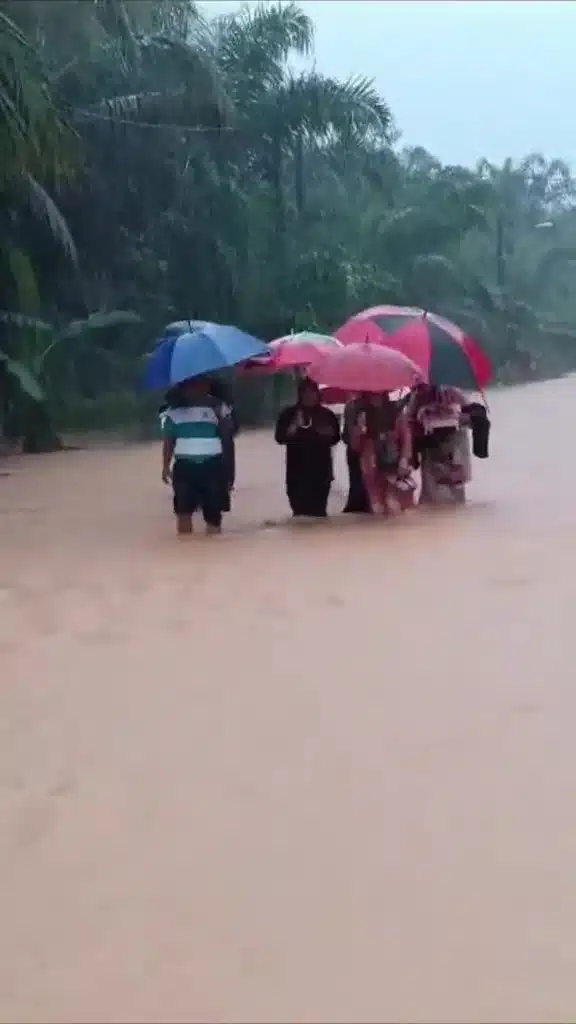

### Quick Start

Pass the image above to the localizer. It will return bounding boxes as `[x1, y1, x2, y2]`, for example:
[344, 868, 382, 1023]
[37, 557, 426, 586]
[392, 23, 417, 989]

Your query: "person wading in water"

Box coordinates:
[274, 379, 341, 517]
[161, 376, 233, 535]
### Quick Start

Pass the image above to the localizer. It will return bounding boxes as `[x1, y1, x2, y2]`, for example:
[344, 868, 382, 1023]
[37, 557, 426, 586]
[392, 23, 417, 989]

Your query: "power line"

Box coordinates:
[73, 109, 238, 133]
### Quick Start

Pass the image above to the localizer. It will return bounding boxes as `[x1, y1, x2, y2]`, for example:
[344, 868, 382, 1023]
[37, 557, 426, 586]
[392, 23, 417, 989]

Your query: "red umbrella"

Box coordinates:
[307, 342, 424, 394]
[335, 305, 491, 390]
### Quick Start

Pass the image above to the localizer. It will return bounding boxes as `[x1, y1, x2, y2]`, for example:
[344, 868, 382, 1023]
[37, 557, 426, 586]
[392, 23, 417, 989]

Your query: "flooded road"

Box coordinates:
[0, 378, 575, 1023]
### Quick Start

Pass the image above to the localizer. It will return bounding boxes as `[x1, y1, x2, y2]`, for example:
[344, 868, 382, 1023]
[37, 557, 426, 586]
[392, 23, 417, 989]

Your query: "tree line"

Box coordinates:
[2, 0, 576, 450]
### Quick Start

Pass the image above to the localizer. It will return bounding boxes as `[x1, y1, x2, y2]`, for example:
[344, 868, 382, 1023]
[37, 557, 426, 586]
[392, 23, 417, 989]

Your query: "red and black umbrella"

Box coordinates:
[335, 305, 492, 390]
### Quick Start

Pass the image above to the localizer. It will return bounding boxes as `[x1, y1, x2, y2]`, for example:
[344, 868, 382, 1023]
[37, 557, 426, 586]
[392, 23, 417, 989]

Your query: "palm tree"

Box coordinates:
[0, 2, 77, 376]
[0, 4, 80, 434]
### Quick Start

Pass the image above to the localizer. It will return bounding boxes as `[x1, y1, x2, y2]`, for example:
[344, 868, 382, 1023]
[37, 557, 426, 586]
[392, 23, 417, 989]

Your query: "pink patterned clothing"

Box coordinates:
[352, 410, 415, 516]
[410, 386, 472, 504]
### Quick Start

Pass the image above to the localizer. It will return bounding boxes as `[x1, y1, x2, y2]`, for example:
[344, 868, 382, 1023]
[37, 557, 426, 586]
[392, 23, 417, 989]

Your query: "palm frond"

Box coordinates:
[94, 0, 139, 65]
[0, 311, 52, 332]
[0, 8, 77, 184]
[59, 310, 141, 341]
[19, 172, 78, 263]
[90, 32, 231, 128]
[280, 71, 393, 144]
[4, 245, 41, 313]
[0, 349, 44, 400]
[214, 0, 313, 96]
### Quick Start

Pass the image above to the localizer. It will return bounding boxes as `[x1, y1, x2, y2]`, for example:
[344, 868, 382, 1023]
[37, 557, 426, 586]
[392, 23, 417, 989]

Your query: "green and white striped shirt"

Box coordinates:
[161, 403, 223, 461]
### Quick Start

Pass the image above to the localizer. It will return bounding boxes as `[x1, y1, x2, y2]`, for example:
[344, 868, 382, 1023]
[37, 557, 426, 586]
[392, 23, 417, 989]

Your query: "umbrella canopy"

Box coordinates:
[307, 342, 423, 394]
[241, 331, 341, 374]
[162, 320, 193, 338]
[335, 305, 491, 390]
[270, 331, 342, 367]
[143, 323, 268, 390]
[319, 385, 350, 405]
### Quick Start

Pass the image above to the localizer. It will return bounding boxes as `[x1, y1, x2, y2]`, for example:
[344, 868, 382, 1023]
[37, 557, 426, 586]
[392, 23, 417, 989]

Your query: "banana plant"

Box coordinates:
[0, 308, 140, 388]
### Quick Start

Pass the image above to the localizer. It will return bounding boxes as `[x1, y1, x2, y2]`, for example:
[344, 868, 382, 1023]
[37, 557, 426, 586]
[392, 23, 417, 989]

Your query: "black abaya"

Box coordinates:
[275, 404, 341, 517]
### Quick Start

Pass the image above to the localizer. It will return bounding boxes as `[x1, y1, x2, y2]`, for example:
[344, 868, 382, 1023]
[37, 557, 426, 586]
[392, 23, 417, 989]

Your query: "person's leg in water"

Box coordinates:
[343, 446, 371, 513]
[287, 479, 326, 516]
[307, 479, 331, 517]
[286, 477, 330, 517]
[199, 457, 225, 534]
[286, 475, 307, 516]
[177, 515, 194, 534]
[172, 459, 199, 534]
[287, 489, 306, 516]
[419, 456, 433, 505]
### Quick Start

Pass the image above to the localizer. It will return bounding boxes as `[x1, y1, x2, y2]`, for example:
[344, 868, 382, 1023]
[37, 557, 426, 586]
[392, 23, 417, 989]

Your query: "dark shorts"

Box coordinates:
[172, 456, 225, 524]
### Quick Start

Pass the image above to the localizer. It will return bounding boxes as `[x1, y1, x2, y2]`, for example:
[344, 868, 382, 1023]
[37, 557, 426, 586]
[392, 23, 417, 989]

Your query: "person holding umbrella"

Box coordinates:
[349, 393, 415, 516]
[305, 342, 421, 517]
[144, 321, 268, 534]
[161, 376, 234, 535]
[408, 384, 473, 504]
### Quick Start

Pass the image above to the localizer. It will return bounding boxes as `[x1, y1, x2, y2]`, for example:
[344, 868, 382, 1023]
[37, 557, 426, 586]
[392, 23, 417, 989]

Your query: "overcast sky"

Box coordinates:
[207, 0, 576, 169]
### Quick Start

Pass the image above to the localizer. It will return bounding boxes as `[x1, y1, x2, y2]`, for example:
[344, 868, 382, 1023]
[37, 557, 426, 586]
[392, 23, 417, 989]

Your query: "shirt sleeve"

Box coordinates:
[161, 412, 177, 439]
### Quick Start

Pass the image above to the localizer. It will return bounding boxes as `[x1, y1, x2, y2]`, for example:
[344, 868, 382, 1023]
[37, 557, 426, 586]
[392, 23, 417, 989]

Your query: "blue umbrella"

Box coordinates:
[143, 322, 269, 390]
[163, 320, 192, 338]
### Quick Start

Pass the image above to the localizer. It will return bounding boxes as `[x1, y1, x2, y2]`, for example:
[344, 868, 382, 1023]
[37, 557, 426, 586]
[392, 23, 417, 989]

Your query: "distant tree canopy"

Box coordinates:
[2, 0, 576, 447]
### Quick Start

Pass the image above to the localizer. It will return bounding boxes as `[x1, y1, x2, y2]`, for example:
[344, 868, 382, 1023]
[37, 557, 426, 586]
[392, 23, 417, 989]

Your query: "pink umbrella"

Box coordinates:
[267, 338, 334, 370]
[307, 342, 424, 394]
[319, 385, 351, 405]
[240, 332, 342, 374]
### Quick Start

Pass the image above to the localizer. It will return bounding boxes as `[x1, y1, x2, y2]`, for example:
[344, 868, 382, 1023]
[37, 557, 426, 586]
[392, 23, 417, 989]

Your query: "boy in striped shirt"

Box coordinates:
[161, 376, 230, 535]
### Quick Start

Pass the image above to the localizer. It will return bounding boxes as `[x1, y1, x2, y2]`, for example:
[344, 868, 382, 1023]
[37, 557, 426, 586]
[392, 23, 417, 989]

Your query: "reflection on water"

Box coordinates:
[0, 378, 575, 1024]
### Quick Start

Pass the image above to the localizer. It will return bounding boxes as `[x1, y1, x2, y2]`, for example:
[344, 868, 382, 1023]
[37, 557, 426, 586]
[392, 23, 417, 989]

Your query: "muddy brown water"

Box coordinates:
[0, 379, 575, 1024]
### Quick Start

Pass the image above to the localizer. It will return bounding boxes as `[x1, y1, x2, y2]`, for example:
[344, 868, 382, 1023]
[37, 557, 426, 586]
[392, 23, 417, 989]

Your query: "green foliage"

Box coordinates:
[2, 0, 576, 448]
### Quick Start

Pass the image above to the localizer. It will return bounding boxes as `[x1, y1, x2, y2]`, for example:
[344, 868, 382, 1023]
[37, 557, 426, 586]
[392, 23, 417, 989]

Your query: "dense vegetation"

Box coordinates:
[2, 0, 576, 449]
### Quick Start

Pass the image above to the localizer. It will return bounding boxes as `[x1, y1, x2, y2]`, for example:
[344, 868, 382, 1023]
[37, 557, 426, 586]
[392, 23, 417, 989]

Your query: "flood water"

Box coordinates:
[0, 378, 575, 1023]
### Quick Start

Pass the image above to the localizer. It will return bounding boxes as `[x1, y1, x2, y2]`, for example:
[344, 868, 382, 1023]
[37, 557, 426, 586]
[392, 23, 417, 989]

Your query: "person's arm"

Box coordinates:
[214, 401, 232, 443]
[218, 400, 239, 437]
[397, 412, 412, 468]
[161, 413, 176, 482]
[396, 390, 413, 414]
[316, 408, 341, 445]
[275, 406, 300, 444]
[229, 406, 240, 437]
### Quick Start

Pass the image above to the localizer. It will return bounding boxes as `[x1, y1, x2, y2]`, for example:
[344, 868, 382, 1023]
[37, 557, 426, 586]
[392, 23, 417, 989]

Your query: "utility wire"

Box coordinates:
[73, 109, 238, 132]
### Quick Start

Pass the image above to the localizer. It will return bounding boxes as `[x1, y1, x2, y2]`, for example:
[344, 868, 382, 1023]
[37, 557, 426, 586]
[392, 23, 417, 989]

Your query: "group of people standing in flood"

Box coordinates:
[159, 374, 489, 533]
[274, 378, 489, 520]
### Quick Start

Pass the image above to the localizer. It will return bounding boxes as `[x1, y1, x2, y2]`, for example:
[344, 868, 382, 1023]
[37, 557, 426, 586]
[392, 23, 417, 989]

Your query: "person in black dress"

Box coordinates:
[274, 379, 341, 517]
[341, 397, 371, 513]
